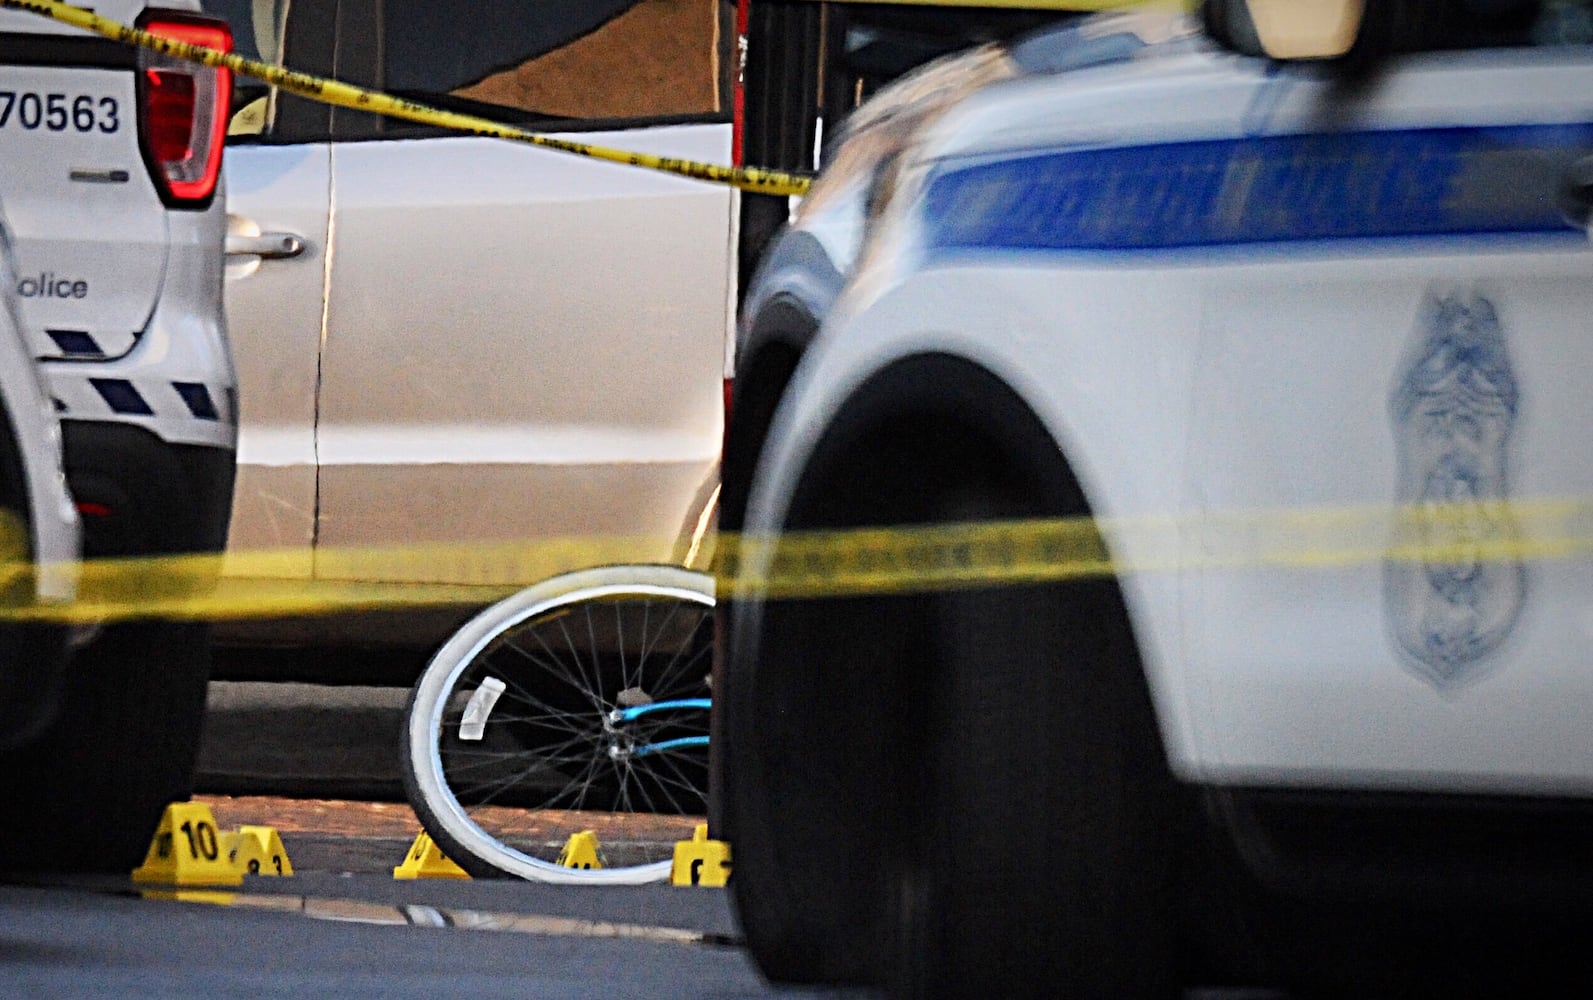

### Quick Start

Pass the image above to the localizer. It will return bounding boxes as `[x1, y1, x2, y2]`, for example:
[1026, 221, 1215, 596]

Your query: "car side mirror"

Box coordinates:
[1201, 0, 1365, 60]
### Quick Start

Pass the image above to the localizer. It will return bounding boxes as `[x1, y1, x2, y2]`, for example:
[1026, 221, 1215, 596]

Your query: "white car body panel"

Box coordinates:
[224, 123, 732, 584]
[0, 0, 173, 595]
[0, 62, 162, 362]
[0, 212, 76, 602]
[746, 263, 1214, 777]
[1186, 52, 1593, 794]
[749, 42, 1593, 796]
[221, 142, 330, 570]
[2, 0, 238, 453]
[1190, 252, 1593, 794]
[41, 197, 235, 450]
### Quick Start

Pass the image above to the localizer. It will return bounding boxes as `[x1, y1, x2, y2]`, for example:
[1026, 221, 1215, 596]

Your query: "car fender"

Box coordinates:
[0, 208, 78, 604]
[742, 261, 1212, 781]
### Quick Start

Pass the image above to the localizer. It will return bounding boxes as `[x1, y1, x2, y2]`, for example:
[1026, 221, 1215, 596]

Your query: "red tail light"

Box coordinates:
[135, 11, 232, 208]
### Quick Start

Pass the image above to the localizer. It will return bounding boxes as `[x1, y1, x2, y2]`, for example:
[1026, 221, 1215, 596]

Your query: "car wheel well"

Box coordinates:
[723, 339, 805, 533]
[725, 353, 1174, 988]
[784, 353, 1093, 531]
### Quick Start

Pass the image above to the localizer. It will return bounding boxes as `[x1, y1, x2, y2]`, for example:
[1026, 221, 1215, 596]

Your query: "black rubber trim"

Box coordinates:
[1207, 783, 1593, 908]
[0, 32, 137, 69]
[61, 421, 234, 558]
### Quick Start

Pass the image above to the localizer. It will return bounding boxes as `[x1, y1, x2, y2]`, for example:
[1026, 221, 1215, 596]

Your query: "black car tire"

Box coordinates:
[0, 422, 233, 873]
[724, 355, 1187, 993]
[722, 588, 916, 985]
[0, 620, 212, 873]
[892, 563, 1183, 999]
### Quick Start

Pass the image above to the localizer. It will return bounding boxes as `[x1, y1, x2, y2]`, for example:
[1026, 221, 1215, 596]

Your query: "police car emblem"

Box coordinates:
[1385, 291, 1524, 686]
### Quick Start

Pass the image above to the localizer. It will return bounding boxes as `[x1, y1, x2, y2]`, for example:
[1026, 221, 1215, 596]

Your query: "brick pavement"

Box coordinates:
[195, 795, 706, 875]
[198, 795, 703, 843]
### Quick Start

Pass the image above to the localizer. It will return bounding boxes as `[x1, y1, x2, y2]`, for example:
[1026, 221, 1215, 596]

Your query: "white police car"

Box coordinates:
[0, 0, 237, 870]
[716, 2, 1593, 995]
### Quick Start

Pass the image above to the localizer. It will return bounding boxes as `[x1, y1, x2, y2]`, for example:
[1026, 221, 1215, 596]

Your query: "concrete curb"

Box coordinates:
[196, 681, 410, 800]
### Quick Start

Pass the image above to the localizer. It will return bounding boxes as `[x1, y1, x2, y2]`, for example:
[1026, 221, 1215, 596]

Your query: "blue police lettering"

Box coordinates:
[17, 273, 88, 299]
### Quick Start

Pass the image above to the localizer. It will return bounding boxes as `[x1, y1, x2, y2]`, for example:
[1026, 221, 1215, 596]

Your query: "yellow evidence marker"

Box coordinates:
[670, 824, 732, 887]
[555, 830, 605, 870]
[393, 831, 470, 880]
[224, 825, 294, 877]
[131, 802, 243, 887]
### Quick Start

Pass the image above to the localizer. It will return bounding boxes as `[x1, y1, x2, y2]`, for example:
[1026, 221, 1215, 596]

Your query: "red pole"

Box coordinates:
[733, 0, 749, 167]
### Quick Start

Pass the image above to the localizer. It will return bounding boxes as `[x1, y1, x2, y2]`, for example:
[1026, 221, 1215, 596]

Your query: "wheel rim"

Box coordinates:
[417, 575, 714, 883]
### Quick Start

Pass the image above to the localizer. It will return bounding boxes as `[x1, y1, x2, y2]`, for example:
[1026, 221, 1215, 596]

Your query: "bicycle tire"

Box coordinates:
[403, 565, 715, 884]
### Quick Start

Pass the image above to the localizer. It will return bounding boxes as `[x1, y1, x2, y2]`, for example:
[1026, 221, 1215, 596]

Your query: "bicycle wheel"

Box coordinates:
[403, 565, 714, 884]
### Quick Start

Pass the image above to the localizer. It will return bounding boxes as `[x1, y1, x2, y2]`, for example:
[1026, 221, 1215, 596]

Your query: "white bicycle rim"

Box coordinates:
[404, 565, 715, 885]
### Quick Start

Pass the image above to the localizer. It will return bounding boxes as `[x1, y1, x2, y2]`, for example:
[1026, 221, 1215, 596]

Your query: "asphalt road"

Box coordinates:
[0, 875, 862, 1000]
[0, 775, 850, 999]
[106, 682, 1574, 999]
[178, 686, 1289, 999]
[0, 792, 1301, 999]
[0, 869, 1298, 1000]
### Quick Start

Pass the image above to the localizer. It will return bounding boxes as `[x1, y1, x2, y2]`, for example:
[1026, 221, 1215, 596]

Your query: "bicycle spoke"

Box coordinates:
[645, 624, 711, 705]
[639, 752, 706, 812]
[502, 610, 599, 712]
[626, 762, 666, 816]
[493, 629, 586, 695]
[406, 568, 715, 883]
[493, 633, 598, 710]
[502, 624, 605, 716]
[616, 596, 632, 697]
[445, 763, 576, 797]
[569, 746, 611, 813]
[442, 738, 597, 775]
[473, 730, 612, 808]
[448, 707, 589, 732]
[636, 594, 688, 675]
[442, 730, 598, 779]
[555, 614, 607, 716]
[649, 633, 713, 704]
[629, 597, 650, 696]
[447, 760, 556, 807]
[583, 600, 605, 707]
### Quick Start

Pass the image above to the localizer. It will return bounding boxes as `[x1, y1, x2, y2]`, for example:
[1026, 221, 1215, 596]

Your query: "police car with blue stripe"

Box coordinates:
[717, 2, 1593, 995]
[0, 0, 238, 872]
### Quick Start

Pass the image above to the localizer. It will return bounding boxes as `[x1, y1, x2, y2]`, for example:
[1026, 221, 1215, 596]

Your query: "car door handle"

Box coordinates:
[1559, 155, 1593, 230]
[225, 232, 306, 260]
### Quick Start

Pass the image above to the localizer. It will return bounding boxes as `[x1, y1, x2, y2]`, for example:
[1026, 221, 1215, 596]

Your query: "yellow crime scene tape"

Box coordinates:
[811, 0, 1190, 8]
[3, 0, 1585, 625]
[2, 497, 1592, 623]
[0, 0, 815, 195]
[0, 0, 1198, 198]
